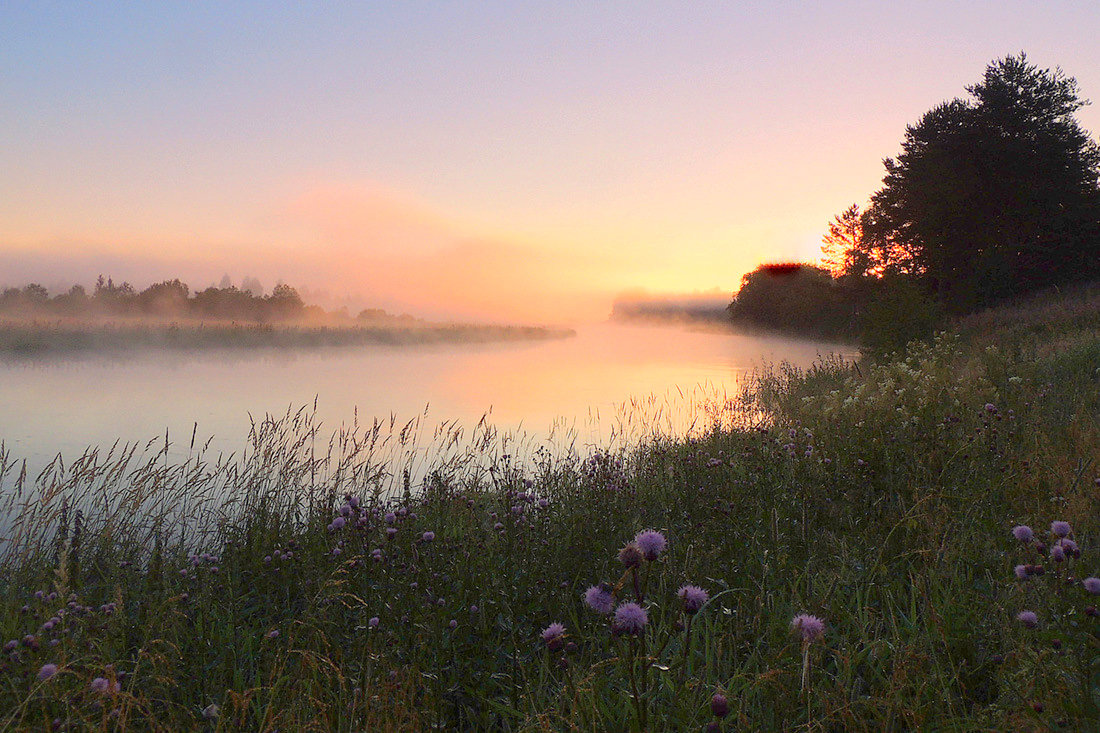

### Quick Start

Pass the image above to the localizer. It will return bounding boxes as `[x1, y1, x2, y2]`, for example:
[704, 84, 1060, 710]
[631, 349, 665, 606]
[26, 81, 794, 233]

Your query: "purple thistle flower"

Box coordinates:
[1011, 525, 1033, 543]
[1051, 521, 1072, 538]
[677, 585, 709, 614]
[384, 512, 396, 524]
[790, 614, 825, 643]
[538, 498, 549, 508]
[618, 543, 644, 568]
[1014, 564, 1029, 580]
[421, 531, 435, 543]
[90, 677, 110, 693]
[1017, 610, 1038, 629]
[634, 530, 667, 561]
[369, 616, 380, 628]
[448, 619, 457, 629]
[3, 640, 16, 653]
[1083, 577, 1100, 595]
[37, 663, 58, 682]
[331, 516, 346, 530]
[584, 585, 615, 614]
[613, 602, 648, 635]
[1051, 544, 1066, 562]
[265, 629, 279, 639]
[710, 692, 729, 718]
[1058, 538, 1079, 557]
[541, 622, 566, 650]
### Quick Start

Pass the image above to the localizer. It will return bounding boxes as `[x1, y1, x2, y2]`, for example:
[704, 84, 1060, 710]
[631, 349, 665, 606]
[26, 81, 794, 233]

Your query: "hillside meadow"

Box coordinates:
[0, 283, 1098, 731]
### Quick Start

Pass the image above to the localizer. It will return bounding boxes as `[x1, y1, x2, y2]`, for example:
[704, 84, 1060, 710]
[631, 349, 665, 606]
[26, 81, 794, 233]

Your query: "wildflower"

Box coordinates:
[1017, 610, 1039, 629]
[37, 663, 58, 682]
[265, 629, 279, 639]
[538, 498, 549, 508]
[618, 543, 644, 568]
[584, 585, 615, 614]
[710, 692, 729, 718]
[984, 403, 997, 413]
[1014, 564, 1029, 580]
[1051, 521, 1072, 538]
[421, 531, 435, 543]
[331, 516, 346, 531]
[469, 605, 478, 613]
[790, 614, 825, 643]
[677, 585, 709, 614]
[542, 622, 566, 650]
[634, 530, 667, 561]
[3, 640, 15, 653]
[90, 677, 110, 693]
[448, 620, 457, 629]
[1011, 525, 1033, 543]
[202, 704, 220, 720]
[369, 616, 380, 628]
[384, 512, 396, 524]
[494, 522, 504, 531]
[613, 602, 648, 635]
[1051, 545, 1066, 562]
[386, 528, 397, 540]
[1058, 538, 1080, 557]
[1083, 577, 1100, 595]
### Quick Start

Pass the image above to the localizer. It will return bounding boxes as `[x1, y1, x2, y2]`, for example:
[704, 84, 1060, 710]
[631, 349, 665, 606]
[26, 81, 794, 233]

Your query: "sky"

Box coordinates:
[2, 1, 1099, 323]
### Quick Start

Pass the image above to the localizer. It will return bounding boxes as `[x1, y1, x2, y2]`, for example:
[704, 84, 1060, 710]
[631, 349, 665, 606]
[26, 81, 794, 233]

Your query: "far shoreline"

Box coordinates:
[0, 319, 577, 358]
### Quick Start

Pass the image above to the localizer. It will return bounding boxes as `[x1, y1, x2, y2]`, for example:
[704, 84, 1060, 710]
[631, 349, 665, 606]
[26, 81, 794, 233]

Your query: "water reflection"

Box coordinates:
[0, 323, 852, 471]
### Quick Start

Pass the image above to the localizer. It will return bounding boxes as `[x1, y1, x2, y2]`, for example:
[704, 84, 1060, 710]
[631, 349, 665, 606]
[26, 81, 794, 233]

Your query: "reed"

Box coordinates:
[0, 285, 1097, 730]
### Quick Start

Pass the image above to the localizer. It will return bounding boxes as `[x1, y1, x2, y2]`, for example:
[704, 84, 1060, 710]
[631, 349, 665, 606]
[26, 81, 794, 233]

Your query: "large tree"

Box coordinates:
[862, 54, 1100, 312]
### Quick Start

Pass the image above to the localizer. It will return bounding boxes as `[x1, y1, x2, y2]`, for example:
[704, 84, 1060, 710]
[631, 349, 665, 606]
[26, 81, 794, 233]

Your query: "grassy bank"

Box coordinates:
[0, 320, 575, 358]
[0, 285, 1098, 730]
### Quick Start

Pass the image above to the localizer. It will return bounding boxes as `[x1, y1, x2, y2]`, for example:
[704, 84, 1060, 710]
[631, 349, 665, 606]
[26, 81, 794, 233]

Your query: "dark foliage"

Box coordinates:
[726, 263, 861, 340]
[862, 54, 1100, 313]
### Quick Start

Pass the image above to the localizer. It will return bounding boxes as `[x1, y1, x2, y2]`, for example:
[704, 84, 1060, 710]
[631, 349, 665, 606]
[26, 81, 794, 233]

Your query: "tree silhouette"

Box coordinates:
[861, 54, 1100, 312]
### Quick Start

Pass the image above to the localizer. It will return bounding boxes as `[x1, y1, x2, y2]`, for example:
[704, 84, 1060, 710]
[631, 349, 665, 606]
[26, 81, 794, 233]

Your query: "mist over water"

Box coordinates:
[0, 323, 851, 475]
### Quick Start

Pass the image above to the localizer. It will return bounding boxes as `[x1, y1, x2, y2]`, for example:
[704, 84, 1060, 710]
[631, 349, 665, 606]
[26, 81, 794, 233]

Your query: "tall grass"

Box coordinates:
[0, 286, 1098, 730]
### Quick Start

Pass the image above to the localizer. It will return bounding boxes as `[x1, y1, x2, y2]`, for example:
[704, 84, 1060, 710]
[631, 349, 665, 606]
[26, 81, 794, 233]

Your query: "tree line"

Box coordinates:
[0, 276, 315, 322]
[729, 54, 1100, 349]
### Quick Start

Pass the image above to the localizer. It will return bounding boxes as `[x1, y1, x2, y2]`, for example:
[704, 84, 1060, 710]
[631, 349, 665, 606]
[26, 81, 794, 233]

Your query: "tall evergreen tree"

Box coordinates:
[862, 54, 1100, 312]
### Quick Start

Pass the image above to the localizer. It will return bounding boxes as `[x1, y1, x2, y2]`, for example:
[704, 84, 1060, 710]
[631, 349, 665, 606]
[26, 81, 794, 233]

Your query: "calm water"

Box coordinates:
[0, 323, 851, 470]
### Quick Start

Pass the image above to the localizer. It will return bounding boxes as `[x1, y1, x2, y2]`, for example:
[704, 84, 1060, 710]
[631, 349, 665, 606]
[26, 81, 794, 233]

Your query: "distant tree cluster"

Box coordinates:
[0, 275, 318, 322]
[726, 263, 864, 339]
[731, 54, 1100, 348]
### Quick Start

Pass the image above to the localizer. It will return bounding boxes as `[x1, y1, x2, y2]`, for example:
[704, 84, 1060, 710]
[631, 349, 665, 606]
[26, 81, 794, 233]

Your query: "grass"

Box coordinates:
[0, 284, 1098, 730]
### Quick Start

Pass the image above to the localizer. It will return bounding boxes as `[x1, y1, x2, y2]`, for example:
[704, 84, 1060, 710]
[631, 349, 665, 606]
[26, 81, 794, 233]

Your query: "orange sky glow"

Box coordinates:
[2, 4, 1099, 323]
